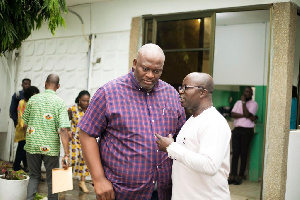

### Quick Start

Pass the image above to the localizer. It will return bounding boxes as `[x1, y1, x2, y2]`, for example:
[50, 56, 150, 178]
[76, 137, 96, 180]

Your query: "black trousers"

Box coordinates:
[230, 127, 254, 177]
[13, 140, 27, 171]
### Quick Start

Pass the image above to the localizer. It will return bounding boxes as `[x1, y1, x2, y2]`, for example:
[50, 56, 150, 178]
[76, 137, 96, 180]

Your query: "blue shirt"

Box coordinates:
[10, 90, 24, 127]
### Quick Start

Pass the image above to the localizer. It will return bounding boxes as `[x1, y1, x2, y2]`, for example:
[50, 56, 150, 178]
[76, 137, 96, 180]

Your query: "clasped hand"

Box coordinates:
[155, 133, 174, 152]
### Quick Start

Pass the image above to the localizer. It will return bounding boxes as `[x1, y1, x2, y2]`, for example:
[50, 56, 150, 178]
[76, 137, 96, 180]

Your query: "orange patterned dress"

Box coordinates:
[69, 104, 89, 177]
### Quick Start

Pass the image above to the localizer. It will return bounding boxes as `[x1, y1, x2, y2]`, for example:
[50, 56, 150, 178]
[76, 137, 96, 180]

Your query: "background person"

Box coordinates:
[155, 72, 231, 200]
[228, 86, 258, 185]
[78, 43, 186, 200]
[290, 85, 297, 130]
[13, 86, 40, 172]
[23, 74, 70, 200]
[68, 90, 91, 193]
[10, 78, 31, 127]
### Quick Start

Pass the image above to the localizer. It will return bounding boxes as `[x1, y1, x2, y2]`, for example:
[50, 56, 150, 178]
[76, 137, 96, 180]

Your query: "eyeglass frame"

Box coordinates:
[178, 85, 207, 93]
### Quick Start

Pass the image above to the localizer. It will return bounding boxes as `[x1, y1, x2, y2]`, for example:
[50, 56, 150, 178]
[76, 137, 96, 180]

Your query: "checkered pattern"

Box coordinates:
[78, 72, 186, 200]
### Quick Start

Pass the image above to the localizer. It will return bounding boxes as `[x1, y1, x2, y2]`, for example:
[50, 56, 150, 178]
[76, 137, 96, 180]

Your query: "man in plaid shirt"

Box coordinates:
[78, 43, 186, 200]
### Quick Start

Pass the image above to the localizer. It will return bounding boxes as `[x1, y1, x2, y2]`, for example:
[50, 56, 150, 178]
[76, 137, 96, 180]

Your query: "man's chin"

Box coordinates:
[141, 85, 154, 91]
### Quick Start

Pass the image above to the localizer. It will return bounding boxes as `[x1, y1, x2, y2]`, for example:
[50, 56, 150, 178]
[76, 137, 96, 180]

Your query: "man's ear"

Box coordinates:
[57, 84, 60, 90]
[133, 59, 137, 70]
[199, 89, 207, 98]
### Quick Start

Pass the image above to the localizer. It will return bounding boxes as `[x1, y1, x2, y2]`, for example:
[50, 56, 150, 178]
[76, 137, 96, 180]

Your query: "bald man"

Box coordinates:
[156, 72, 231, 200]
[23, 74, 70, 200]
[78, 44, 186, 200]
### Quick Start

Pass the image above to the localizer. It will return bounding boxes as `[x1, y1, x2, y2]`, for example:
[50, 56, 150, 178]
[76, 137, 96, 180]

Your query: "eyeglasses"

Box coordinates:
[178, 85, 206, 93]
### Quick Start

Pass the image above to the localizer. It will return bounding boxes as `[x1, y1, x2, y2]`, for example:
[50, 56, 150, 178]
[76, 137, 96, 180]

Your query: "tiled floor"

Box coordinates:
[37, 173, 261, 200]
[230, 180, 261, 200]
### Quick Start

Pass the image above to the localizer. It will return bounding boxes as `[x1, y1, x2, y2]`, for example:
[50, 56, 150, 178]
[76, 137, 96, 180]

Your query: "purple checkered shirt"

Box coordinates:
[78, 72, 185, 200]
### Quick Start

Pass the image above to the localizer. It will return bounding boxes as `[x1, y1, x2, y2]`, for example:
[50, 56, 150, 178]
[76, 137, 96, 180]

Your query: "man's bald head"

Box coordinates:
[186, 72, 214, 94]
[46, 74, 60, 86]
[136, 43, 165, 64]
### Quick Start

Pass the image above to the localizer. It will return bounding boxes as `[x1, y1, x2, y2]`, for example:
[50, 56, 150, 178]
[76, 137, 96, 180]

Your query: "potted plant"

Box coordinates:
[0, 161, 29, 200]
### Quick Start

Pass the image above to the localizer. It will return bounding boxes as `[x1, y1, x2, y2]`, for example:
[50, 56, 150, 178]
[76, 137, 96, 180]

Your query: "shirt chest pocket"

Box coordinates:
[163, 108, 178, 133]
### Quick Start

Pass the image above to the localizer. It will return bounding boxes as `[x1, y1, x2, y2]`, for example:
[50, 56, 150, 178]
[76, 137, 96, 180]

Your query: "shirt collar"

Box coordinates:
[129, 69, 160, 93]
[45, 89, 56, 94]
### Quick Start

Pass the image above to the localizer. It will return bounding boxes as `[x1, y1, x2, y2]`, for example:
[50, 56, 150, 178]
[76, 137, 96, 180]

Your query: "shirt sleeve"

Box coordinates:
[78, 88, 107, 138]
[167, 122, 230, 176]
[58, 103, 71, 128]
[248, 101, 258, 115]
[231, 101, 240, 113]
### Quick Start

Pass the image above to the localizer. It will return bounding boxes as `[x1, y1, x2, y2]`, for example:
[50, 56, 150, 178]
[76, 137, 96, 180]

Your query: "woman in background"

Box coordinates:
[13, 86, 40, 171]
[68, 90, 91, 193]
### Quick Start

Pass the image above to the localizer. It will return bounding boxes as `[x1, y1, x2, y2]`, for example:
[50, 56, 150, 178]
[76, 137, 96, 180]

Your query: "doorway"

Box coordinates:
[143, 8, 270, 200]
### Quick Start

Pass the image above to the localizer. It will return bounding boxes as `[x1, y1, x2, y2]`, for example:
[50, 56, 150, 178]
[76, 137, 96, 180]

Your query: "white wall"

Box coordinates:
[213, 22, 269, 86]
[0, 0, 296, 162]
[285, 130, 300, 199]
[0, 54, 16, 161]
[293, 16, 300, 86]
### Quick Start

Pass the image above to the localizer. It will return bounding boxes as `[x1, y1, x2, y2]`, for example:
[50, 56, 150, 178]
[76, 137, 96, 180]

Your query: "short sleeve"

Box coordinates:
[248, 101, 258, 115]
[231, 101, 240, 113]
[58, 103, 71, 128]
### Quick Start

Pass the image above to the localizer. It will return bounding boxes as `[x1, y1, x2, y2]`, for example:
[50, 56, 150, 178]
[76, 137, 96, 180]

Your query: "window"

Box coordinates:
[143, 13, 214, 89]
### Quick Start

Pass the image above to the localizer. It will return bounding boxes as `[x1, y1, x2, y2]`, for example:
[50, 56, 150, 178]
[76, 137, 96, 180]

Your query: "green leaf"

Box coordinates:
[0, 0, 68, 53]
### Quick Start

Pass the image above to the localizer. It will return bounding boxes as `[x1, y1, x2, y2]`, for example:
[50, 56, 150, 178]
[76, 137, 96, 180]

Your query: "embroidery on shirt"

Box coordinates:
[28, 127, 35, 134]
[40, 145, 50, 152]
[43, 113, 53, 120]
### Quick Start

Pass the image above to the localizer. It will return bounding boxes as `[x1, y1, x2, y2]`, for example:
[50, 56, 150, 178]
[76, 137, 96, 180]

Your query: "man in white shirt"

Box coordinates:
[155, 72, 231, 200]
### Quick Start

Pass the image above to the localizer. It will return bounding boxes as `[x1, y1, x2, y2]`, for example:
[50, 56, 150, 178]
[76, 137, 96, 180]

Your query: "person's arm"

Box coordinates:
[23, 124, 28, 137]
[60, 127, 70, 169]
[231, 111, 245, 119]
[67, 108, 72, 140]
[241, 95, 253, 118]
[9, 93, 18, 127]
[79, 130, 115, 200]
[156, 123, 231, 176]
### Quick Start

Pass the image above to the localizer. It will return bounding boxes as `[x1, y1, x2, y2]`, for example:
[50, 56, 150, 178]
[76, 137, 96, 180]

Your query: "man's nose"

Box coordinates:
[146, 70, 154, 78]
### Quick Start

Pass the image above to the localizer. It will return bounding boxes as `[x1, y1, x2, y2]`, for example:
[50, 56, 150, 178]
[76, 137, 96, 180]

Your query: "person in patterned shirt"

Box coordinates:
[78, 43, 186, 200]
[23, 74, 70, 200]
[68, 90, 91, 193]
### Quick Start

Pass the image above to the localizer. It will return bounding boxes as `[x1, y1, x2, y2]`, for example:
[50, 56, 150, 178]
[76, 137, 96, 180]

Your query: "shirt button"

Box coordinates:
[157, 166, 158, 169]
[152, 120, 154, 123]
[149, 106, 152, 108]
[157, 150, 159, 152]
[147, 93, 150, 96]
[153, 181, 155, 184]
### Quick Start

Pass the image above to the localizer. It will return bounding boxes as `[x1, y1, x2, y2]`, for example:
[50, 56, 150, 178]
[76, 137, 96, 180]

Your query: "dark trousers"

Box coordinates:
[26, 153, 59, 200]
[230, 127, 254, 177]
[151, 190, 158, 200]
[13, 140, 27, 171]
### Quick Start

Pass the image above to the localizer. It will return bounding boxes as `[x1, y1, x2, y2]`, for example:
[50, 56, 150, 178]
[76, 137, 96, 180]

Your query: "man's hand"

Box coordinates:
[241, 94, 246, 102]
[94, 178, 115, 200]
[61, 155, 69, 169]
[155, 133, 174, 152]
